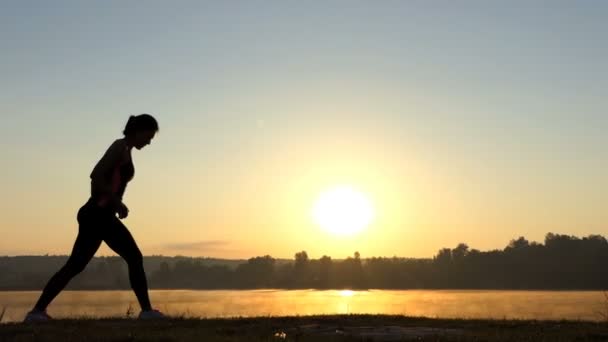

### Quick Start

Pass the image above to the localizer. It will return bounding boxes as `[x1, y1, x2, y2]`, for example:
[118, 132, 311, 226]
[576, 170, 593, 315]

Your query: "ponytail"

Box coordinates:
[123, 114, 159, 136]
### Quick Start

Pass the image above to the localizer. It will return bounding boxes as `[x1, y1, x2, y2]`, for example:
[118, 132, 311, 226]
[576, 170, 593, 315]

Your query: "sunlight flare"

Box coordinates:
[312, 185, 375, 236]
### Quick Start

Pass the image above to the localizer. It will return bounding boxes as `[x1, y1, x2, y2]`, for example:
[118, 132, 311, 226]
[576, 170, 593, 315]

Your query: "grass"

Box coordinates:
[1, 314, 608, 341]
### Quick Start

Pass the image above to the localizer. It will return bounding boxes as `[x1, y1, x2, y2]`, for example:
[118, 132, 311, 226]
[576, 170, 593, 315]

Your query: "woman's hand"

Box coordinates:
[117, 202, 130, 219]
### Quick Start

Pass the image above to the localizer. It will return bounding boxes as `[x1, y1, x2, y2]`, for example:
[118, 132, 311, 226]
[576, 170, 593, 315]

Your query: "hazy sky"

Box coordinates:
[1, 1, 607, 259]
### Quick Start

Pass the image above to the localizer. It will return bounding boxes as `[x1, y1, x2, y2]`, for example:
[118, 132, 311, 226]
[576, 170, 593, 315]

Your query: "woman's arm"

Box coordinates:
[90, 139, 127, 210]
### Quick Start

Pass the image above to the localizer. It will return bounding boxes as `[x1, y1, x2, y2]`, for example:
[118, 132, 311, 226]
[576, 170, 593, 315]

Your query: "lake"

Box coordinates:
[1, 290, 606, 323]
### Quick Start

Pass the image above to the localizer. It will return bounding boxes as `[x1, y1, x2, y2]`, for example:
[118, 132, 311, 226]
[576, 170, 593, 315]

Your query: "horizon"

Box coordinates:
[1, 2, 607, 259]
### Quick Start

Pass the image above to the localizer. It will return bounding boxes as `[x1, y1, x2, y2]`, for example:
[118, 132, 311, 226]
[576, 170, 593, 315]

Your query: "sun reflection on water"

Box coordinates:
[339, 290, 355, 297]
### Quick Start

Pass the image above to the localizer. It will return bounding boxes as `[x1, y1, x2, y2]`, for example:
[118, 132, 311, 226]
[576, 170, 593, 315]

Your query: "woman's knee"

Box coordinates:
[62, 260, 88, 276]
[125, 250, 144, 266]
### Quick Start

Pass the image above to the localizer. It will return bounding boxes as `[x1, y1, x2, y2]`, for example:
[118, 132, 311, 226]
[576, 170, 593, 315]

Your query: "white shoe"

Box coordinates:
[24, 310, 52, 323]
[138, 309, 166, 320]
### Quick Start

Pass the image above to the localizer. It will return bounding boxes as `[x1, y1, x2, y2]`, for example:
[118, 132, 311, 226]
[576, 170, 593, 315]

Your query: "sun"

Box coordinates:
[312, 185, 375, 236]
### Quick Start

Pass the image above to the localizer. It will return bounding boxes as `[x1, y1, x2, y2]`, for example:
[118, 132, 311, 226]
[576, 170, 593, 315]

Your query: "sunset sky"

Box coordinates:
[1, 1, 607, 259]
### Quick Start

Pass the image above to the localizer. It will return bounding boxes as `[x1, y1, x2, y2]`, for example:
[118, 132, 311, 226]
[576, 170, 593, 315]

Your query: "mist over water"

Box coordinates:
[1, 290, 605, 323]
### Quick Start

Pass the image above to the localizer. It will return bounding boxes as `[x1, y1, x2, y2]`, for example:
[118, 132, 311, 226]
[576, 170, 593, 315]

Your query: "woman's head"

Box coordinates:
[123, 114, 159, 150]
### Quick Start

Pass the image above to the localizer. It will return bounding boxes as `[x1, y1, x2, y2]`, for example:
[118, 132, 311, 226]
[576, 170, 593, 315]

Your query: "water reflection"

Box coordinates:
[0, 290, 605, 323]
[339, 290, 354, 297]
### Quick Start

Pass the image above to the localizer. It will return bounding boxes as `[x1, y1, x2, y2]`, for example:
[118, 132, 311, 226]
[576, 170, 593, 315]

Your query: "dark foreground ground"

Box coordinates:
[1, 315, 608, 341]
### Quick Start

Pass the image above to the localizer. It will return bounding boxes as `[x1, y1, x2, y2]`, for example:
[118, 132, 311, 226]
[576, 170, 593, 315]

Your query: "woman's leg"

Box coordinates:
[103, 217, 152, 311]
[33, 229, 101, 311]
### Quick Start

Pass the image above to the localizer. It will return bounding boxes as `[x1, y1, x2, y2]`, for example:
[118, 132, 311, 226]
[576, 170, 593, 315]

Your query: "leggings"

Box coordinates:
[34, 199, 152, 311]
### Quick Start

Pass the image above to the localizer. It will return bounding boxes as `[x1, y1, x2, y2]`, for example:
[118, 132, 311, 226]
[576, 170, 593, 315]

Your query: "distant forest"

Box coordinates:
[1, 233, 607, 290]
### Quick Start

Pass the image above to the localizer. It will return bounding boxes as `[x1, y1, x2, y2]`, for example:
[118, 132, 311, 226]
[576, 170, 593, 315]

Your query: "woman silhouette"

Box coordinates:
[25, 114, 165, 322]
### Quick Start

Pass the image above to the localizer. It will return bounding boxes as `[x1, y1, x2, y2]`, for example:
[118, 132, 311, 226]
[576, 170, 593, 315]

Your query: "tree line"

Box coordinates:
[1, 233, 607, 290]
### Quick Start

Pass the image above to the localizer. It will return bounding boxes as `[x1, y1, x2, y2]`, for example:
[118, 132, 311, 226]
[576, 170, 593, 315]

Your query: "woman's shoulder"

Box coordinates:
[91, 138, 129, 178]
[104, 138, 129, 158]
[110, 138, 128, 148]
[107, 138, 129, 151]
